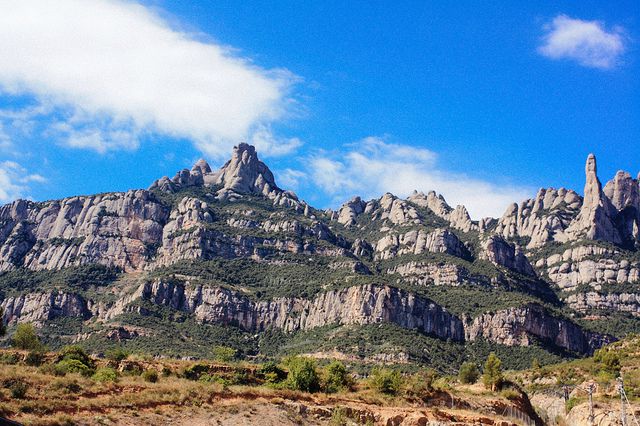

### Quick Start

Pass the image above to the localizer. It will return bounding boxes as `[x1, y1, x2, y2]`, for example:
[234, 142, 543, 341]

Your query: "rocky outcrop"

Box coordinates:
[387, 261, 487, 287]
[336, 197, 366, 226]
[375, 228, 469, 260]
[0, 190, 168, 272]
[565, 292, 640, 315]
[604, 170, 640, 246]
[495, 188, 581, 248]
[535, 245, 640, 290]
[135, 281, 465, 341]
[480, 236, 535, 276]
[1, 291, 90, 325]
[564, 154, 621, 244]
[465, 304, 613, 354]
[407, 191, 479, 232]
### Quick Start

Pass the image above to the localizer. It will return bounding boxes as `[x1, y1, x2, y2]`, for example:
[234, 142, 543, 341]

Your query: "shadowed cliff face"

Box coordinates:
[1, 146, 639, 360]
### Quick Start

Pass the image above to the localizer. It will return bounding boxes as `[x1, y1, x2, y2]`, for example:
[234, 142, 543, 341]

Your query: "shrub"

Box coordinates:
[323, 361, 352, 393]
[11, 323, 44, 351]
[9, 381, 28, 399]
[50, 378, 82, 394]
[405, 370, 437, 397]
[369, 368, 403, 395]
[105, 347, 129, 363]
[59, 345, 94, 369]
[258, 361, 286, 384]
[93, 367, 118, 383]
[285, 357, 320, 393]
[565, 396, 580, 413]
[183, 363, 210, 381]
[500, 389, 520, 400]
[56, 359, 95, 377]
[213, 346, 237, 363]
[161, 366, 172, 377]
[25, 350, 45, 367]
[0, 353, 20, 365]
[121, 363, 143, 376]
[458, 362, 480, 384]
[482, 352, 503, 391]
[39, 362, 67, 376]
[594, 349, 621, 377]
[142, 369, 159, 383]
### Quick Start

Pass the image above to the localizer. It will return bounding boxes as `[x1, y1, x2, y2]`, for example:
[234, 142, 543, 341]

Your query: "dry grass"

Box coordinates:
[0, 350, 536, 425]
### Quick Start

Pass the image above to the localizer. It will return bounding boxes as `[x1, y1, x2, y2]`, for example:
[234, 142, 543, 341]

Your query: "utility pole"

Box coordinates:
[618, 377, 627, 426]
[587, 383, 595, 426]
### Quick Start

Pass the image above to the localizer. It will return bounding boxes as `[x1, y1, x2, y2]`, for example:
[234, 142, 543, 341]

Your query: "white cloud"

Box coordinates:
[248, 125, 303, 158]
[0, 0, 296, 156]
[538, 15, 625, 69]
[308, 137, 532, 219]
[276, 168, 307, 190]
[0, 161, 46, 203]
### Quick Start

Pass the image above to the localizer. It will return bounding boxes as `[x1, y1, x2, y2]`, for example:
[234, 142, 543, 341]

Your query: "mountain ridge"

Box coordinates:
[1, 143, 639, 369]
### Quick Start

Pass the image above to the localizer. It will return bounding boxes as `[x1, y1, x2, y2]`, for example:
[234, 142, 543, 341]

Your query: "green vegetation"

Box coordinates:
[482, 352, 503, 391]
[92, 367, 118, 383]
[368, 368, 403, 395]
[141, 369, 159, 383]
[323, 361, 352, 393]
[11, 323, 44, 351]
[284, 356, 320, 393]
[0, 263, 120, 295]
[458, 361, 479, 384]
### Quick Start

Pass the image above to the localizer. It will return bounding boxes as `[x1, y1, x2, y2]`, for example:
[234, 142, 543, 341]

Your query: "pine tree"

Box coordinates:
[482, 352, 503, 391]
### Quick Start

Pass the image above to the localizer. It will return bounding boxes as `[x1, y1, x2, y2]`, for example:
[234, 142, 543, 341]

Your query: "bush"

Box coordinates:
[500, 389, 520, 400]
[285, 357, 320, 393]
[323, 361, 352, 393]
[183, 363, 210, 381]
[93, 367, 118, 383]
[12, 323, 44, 351]
[405, 370, 437, 397]
[369, 368, 403, 395]
[59, 345, 94, 369]
[458, 362, 480, 384]
[25, 350, 45, 367]
[142, 369, 159, 383]
[105, 347, 129, 363]
[50, 378, 82, 394]
[594, 349, 621, 376]
[39, 362, 67, 377]
[258, 361, 286, 384]
[0, 353, 20, 365]
[213, 346, 237, 363]
[9, 381, 28, 399]
[482, 352, 503, 391]
[56, 359, 95, 377]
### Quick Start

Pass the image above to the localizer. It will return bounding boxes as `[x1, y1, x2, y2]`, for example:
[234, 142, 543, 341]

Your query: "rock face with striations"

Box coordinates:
[465, 304, 613, 354]
[3, 146, 639, 362]
[564, 154, 621, 244]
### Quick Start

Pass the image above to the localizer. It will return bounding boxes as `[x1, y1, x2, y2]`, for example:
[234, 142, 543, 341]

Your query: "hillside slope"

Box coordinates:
[1, 143, 640, 368]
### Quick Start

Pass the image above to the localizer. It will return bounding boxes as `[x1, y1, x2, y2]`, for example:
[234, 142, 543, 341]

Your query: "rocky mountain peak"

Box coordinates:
[211, 143, 278, 197]
[191, 158, 212, 175]
[565, 153, 621, 244]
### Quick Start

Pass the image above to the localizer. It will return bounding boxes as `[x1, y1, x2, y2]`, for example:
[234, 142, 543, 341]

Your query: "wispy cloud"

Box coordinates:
[0, 161, 46, 203]
[0, 0, 297, 157]
[307, 137, 532, 219]
[538, 15, 625, 69]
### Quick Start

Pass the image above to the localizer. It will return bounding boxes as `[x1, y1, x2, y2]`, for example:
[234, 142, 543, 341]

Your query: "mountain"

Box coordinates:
[1, 143, 639, 370]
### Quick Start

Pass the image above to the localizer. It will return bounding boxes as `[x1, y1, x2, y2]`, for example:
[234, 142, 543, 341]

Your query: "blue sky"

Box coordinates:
[0, 0, 638, 218]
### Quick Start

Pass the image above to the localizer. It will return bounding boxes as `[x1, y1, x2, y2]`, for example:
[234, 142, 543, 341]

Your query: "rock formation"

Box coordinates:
[564, 154, 621, 244]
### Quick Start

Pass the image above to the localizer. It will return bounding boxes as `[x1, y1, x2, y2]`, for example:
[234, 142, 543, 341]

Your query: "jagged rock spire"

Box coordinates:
[565, 153, 621, 244]
[211, 143, 278, 196]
